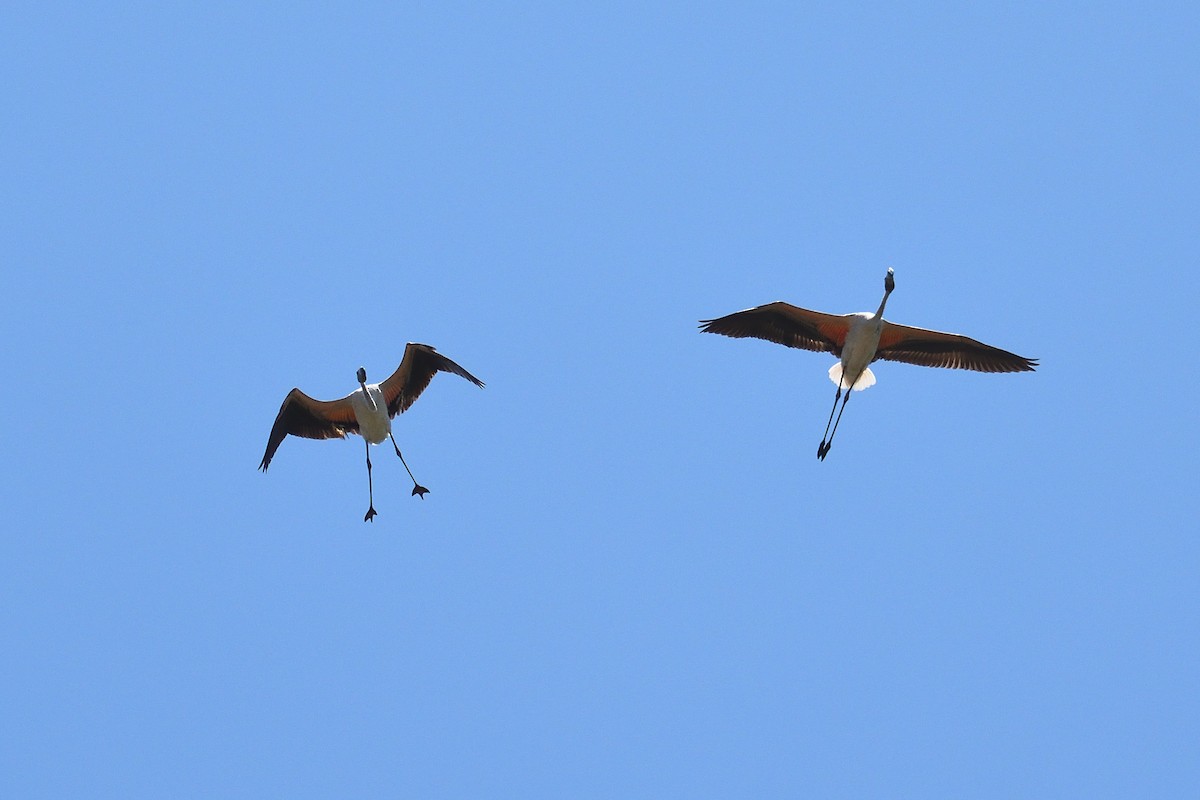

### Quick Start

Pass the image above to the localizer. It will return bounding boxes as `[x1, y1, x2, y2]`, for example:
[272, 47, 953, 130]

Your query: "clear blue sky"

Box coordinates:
[3, 2, 1198, 797]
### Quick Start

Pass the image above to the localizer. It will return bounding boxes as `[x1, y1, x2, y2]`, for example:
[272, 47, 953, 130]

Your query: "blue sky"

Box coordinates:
[3, 1, 1198, 796]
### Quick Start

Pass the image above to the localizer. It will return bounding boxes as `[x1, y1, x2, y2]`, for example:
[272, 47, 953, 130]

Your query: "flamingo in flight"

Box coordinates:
[260, 342, 484, 521]
[700, 269, 1036, 460]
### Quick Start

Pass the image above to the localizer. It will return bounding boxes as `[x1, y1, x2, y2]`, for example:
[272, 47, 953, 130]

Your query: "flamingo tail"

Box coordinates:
[828, 362, 876, 391]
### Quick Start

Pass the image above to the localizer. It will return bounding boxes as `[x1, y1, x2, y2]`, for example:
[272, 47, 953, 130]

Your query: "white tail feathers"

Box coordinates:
[828, 362, 876, 391]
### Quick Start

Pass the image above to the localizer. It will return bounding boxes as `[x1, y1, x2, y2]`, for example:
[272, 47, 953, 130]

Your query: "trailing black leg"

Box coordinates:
[818, 385, 842, 459]
[390, 433, 429, 499]
[820, 389, 853, 461]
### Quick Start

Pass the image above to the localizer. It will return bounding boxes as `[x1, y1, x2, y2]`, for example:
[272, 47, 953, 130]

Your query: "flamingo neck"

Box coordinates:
[873, 289, 892, 319]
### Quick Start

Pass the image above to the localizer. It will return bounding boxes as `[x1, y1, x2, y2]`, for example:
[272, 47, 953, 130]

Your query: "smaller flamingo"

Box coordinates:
[260, 342, 484, 521]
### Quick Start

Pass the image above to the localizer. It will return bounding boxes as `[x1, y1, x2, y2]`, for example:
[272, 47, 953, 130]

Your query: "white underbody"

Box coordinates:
[350, 384, 392, 444]
[829, 312, 884, 391]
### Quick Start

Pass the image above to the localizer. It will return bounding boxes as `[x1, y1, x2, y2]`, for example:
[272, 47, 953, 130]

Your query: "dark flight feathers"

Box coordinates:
[875, 323, 1037, 373]
[699, 302, 847, 356]
[381, 342, 485, 416]
[700, 302, 1037, 373]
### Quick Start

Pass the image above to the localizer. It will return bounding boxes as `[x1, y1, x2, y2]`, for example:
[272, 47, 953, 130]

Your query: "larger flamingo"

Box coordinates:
[700, 269, 1036, 460]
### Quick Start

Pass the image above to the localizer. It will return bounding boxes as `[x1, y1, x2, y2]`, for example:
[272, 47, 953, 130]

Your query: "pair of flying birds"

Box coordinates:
[261, 269, 1037, 520]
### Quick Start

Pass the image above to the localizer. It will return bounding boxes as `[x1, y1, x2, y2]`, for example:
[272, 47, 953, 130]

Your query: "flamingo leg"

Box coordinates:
[390, 432, 430, 498]
[819, 388, 853, 461]
[817, 384, 842, 459]
[364, 439, 378, 522]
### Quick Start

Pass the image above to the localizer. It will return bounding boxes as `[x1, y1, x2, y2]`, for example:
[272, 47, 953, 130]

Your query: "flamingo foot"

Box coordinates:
[364, 506, 378, 522]
[412, 485, 430, 499]
[817, 442, 831, 461]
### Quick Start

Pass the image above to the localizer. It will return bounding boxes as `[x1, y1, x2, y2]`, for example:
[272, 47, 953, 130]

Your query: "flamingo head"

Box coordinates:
[356, 366, 367, 385]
